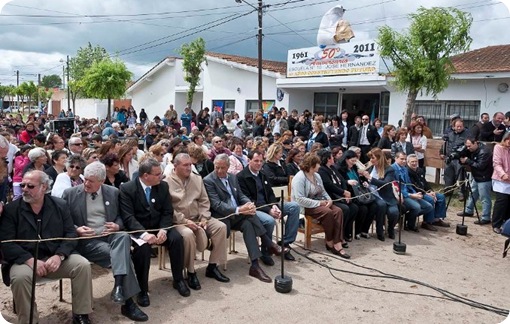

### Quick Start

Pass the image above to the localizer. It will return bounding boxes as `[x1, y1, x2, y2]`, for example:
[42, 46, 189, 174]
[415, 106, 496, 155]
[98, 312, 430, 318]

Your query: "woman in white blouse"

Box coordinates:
[407, 122, 428, 168]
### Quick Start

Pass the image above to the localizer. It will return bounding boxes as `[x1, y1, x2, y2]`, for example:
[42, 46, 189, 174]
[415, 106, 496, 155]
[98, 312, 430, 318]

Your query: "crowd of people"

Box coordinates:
[0, 104, 509, 324]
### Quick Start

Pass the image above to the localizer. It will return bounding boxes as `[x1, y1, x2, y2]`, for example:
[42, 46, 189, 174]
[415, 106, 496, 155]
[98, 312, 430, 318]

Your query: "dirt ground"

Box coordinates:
[1, 206, 509, 324]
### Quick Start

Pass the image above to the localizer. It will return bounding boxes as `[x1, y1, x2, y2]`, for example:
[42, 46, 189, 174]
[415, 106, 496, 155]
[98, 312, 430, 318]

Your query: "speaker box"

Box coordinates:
[50, 119, 75, 139]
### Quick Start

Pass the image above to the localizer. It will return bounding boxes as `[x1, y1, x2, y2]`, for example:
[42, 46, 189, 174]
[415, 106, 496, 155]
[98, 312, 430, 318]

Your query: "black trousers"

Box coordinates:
[359, 145, 372, 164]
[492, 191, 510, 229]
[334, 201, 359, 239]
[131, 228, 184, 292]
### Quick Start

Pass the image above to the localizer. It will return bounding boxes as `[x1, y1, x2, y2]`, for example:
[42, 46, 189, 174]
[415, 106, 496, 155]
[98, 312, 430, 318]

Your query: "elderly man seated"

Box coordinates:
[166, 153, 230, 290]
[0, 171, 93, 324]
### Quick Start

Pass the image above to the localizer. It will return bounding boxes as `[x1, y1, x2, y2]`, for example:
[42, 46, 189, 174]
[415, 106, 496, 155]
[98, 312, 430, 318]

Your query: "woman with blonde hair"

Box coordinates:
[118, 144, 138, 180]
[82, 148, 99, 165]
[277, 130, 293, 144]
[307, 120, 329, 151]
[291, 153, 350, 259]
[263, 143, 289, 186]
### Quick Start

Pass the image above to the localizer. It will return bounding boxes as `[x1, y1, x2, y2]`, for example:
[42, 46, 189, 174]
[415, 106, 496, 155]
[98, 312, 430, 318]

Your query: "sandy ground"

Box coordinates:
[1, 207, 509, 324]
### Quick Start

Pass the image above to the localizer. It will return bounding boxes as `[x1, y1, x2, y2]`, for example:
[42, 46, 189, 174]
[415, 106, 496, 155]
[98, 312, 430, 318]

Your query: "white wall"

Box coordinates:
[61, 98, 108, 120]
[202, 60, 285, 115]
[388, 77, 510, 125]
[287, 89, 315, 113]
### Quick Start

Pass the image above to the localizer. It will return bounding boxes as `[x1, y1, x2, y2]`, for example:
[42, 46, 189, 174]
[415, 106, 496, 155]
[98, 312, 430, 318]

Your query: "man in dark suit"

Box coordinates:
[62, 162, 148, 321]
[119, 158, 189, 297]
[470, 112, 489, 140]
[204, 154, 287, 283]
[237, 150, 299, 264]
[357, 115, 380, 163]
[480, 112, 506, 142]
[347, 115, 361, 148]
[0, 171, 93, 324]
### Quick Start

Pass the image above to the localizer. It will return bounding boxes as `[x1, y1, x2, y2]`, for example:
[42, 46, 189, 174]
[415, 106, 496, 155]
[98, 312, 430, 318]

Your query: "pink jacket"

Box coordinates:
[13, 155, 30, 183]
[492, 144, 510, 183]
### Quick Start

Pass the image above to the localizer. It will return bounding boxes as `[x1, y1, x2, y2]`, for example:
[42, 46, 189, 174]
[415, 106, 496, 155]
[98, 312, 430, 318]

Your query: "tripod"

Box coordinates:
[445, 164, 480, 235]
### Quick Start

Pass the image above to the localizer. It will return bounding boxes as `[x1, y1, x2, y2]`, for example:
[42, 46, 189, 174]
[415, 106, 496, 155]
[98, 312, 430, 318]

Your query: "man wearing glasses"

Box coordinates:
[208, 136, 232, 161]
[0, 171, 93, 324]
[68, 137, 84, 155]
[357, 115, 380, 164]
[119, 158, 189, 298]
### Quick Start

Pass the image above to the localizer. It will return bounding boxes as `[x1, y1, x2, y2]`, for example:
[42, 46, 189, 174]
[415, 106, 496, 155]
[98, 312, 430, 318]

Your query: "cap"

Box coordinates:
[450, 113, 461, 120]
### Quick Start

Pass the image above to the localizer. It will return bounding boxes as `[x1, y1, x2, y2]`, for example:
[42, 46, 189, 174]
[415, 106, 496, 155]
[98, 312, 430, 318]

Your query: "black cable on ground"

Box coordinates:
[290, 245, 509, 317]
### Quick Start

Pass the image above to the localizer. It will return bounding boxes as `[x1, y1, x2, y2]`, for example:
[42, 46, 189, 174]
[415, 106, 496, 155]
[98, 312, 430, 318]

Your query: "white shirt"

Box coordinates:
[359, 125, 370, 145]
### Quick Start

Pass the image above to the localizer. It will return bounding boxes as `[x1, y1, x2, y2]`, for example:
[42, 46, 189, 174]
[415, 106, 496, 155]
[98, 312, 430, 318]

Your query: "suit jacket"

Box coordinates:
[262, 160, 289, 186]
[203, 171, 251, 219]
[119, 178, 173, 233]
[480, 121, 506, 142]
[0, 195, 78, 265]
[237, 167, 278, 214]
[358, 124, 380, 147]
[348, 125, 360, 147]
[391, 141, 416, 159]
[318, 165, 347, 201]
[166, 171, 211, 224]
[62, 184, 124, 230]
[367, 166, 398, 206]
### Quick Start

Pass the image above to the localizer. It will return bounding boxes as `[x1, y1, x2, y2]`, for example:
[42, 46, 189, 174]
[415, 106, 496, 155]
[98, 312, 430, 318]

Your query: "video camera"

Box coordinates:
[446, 145, 468, 164]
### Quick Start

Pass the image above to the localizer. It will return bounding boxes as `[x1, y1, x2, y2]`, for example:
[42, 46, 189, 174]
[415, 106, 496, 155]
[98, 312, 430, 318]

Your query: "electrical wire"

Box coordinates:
[291, 247, 509, 317]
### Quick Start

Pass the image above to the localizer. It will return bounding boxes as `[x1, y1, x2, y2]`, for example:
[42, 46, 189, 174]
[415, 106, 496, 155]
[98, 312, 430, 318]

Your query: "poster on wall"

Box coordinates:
[287, 40, 380, 78]
[212, 100, 224, 114]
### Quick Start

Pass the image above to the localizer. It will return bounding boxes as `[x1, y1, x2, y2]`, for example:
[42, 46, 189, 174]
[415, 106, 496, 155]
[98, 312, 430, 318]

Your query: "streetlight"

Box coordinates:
[236, 0, 264, 112]
[59, 59, 65, 89]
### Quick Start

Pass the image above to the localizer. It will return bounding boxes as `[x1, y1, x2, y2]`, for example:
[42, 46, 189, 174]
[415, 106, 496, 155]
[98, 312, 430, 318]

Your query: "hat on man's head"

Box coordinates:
[450, 113, 461, 120]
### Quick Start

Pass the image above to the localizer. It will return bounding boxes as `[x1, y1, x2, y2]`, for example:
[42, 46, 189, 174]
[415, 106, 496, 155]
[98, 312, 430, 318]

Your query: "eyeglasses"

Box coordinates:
[161, 143, 169, 147]
[69, 165, 81, 170]
[20, 183, 37, 189]
[71, 143, 83, 146]
[215, 140, 223, 143]
[90, 156, 98, 160]
[362, 118, 369, 121]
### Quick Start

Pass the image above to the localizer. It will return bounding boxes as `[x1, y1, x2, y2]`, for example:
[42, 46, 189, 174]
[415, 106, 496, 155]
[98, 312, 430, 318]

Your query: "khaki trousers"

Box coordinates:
[10, 254, 93, 324]
[174, 218, 227, 271]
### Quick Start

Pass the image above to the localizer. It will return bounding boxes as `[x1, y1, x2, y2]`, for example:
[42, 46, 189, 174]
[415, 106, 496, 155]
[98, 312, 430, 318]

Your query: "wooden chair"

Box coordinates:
[288, 175, 325, 250]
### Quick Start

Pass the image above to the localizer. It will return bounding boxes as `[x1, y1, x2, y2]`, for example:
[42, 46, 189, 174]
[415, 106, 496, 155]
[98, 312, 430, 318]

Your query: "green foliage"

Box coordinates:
[80, 58, 132, 119]
[377, 7, 472, 126]
[40, 74, 62, 88]
[178, 37, 206, 106]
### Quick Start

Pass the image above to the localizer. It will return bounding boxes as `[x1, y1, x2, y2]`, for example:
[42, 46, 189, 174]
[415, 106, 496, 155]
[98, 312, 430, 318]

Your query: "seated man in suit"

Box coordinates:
[0, 171, 93, 324]
[62, 162, 148, 321]
[167, 153, 230, 290]
[392, 152, 434, 231]
[204, 154, 288, 283]
[237, 150, 300, 264]
[119, 157, 189, 297]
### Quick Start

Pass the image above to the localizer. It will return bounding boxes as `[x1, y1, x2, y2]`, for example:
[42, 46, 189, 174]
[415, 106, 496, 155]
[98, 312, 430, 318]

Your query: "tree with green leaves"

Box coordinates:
[40, 74, 62, 89]
[80, 58, 132, 121]
[178, 37, 206, 107]
[69, 43, 109, 111]
[377, 6, 472, 126]
[0, 85, 8, 111]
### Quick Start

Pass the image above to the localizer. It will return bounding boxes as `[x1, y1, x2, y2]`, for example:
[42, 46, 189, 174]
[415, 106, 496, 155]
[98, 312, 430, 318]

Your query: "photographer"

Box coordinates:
[440, 118, 470, 199]
[456, 137, 494, 225]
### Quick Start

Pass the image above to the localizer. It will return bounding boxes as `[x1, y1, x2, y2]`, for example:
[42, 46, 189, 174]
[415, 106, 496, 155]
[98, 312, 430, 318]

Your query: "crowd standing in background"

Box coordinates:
[0, 104, 509, 323]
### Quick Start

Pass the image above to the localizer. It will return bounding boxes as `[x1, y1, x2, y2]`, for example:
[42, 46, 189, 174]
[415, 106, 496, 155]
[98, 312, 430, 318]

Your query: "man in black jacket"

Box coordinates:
[456, 138, 494, 225]
[479, 112, 505, 142]
[357, 115, 380, 163]
[237, 150, 299, 263]
[119, 158, 189, 298]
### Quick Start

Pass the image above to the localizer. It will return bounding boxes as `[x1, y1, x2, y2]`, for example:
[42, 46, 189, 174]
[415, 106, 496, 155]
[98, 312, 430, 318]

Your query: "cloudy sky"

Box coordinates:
[0, 0, 508, 85]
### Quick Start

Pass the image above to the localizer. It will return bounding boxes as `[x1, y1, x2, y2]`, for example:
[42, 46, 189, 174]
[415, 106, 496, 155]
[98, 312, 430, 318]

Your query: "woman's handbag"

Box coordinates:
[352, 183, 375, 205]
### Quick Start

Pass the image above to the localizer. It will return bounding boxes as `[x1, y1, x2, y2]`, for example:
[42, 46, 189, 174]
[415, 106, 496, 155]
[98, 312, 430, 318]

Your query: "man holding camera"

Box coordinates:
[440, 118, 470, 199]
[456, 138, 494, 224]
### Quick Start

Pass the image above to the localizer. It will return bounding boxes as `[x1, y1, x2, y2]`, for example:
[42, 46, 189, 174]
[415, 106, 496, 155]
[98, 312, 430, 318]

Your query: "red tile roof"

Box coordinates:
[452, 45, 510, 74]
[206, 52, 287, 74]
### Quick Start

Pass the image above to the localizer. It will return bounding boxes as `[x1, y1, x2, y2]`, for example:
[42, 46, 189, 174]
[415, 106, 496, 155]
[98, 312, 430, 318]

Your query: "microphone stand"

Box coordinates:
[274, 189, 293, 293]
[393, 178, 407, 254]
[29, 218, 42, 324]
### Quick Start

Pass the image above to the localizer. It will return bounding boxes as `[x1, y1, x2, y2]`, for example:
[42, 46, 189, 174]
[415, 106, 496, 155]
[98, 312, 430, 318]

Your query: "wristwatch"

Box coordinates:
[58, 254, 65, 262]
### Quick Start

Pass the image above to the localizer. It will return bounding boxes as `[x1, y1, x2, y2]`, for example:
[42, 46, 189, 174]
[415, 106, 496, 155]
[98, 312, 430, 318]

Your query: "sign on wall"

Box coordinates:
[287, 40, 380, 78]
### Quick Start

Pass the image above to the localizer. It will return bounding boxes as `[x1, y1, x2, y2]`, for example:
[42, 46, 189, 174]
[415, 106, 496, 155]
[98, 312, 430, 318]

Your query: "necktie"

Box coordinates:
[223, 179, 237, 209]
[91, 192, 97, 200]
[145, 187, 151, 204]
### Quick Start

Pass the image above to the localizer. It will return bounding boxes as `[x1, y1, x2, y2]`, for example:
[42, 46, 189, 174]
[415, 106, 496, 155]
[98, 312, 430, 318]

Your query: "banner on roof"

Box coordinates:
[286, 40, 380, 78]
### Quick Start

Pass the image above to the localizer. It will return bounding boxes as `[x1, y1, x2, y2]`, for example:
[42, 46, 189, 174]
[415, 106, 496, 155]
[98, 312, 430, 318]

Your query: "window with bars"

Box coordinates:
[314, 93, 339, 117]
[414, 100, 480, 137]
[379, 92, 390, 125]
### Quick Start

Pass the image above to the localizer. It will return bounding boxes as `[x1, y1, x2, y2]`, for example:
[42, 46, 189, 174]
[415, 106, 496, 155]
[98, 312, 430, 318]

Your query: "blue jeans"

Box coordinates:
[256, 211, 275, 257]
[281, 202, 300, 245]
[466, 180, 492, 221]
[403, 197, 434, 229]
[422, 193, 447, 222]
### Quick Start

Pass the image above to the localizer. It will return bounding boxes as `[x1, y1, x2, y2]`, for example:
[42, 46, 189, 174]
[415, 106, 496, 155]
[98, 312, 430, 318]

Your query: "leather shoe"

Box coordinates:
[249, 265, 272, 283]
[205, 266, 230, 282]
[421, 222, 438, 231]
[260, 255, 275, 266]
[474, 219, 491, 225]
[110, 286, 125, 304]
[457, 211, 474, 217]
[137, 291, 150, 307]
[187, 272, 201, 290]
[284, 251, 296, 261]
[173, 280, 191, 297]
[268, 242, 289, 256]
[432, 219, 451, 227]
[377, 234, 385, 241]
[121, 302, 149, 322]
[388, 232, 395, 240]
[73, 314, 91, 324]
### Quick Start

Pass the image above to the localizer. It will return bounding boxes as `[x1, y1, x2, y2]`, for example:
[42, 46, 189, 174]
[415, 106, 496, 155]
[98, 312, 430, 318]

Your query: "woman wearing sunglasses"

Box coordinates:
[51, 154, 87, 198]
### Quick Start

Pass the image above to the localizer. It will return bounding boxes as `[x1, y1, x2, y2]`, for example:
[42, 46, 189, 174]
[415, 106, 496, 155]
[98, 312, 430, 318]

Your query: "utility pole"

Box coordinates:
[257, 0, 263, 112]
[16, 70, 19, 108]
[67, 55, 71, 115]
